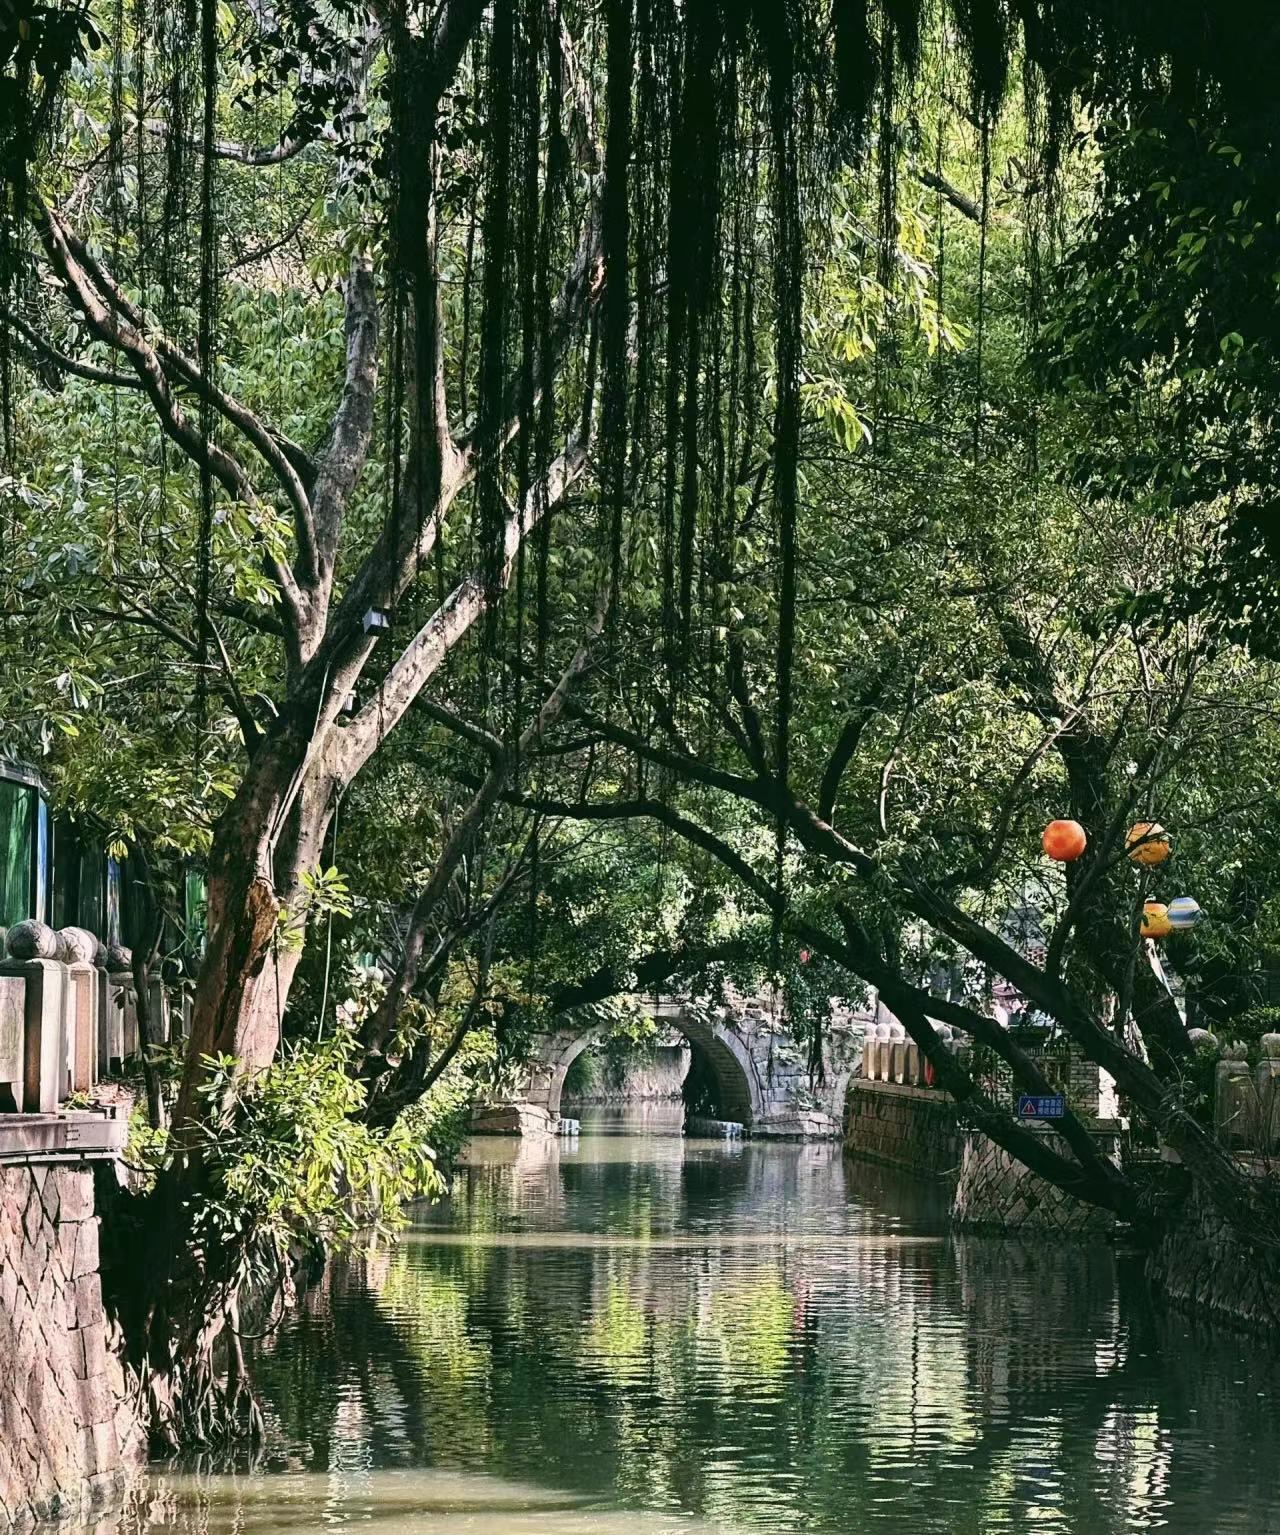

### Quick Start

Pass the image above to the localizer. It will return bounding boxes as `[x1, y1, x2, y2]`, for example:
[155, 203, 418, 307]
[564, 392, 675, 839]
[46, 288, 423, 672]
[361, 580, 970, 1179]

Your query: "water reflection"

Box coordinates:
[100, 1111, 1280, 1533]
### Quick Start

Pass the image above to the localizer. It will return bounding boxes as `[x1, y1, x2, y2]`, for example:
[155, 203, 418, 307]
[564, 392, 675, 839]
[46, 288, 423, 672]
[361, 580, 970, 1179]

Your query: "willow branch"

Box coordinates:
[453, 7, 604, 457]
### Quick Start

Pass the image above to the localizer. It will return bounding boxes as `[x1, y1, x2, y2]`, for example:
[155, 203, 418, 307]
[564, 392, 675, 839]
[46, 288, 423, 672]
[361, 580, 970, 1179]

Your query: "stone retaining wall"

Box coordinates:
[1146, 1186, 1280, 1330]
[843, 1080, 962, 1181]
[0, 1165, 141, 1529]
[952, 1131, 1118, 1237]
[845, 1080, 1118, 1237]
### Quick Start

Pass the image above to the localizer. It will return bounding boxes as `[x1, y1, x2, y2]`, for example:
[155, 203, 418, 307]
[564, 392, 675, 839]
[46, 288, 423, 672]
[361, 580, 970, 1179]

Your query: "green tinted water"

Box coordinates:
[107, 1107, 1280, 1533]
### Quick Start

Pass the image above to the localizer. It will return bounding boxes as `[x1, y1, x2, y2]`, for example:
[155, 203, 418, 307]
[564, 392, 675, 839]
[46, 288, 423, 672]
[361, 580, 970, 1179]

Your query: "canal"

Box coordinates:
[104, 1108, 1279, 1533]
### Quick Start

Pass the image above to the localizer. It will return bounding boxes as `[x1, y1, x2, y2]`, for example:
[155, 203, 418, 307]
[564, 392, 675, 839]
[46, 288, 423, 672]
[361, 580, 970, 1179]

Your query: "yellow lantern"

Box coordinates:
[1127, 822, 1170, 866]
[1141, 901, 1172, 939]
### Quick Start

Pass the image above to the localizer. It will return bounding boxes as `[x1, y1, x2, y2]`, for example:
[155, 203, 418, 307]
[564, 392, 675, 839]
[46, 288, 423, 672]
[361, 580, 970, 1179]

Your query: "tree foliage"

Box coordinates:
[3, 0, 1280, 1446]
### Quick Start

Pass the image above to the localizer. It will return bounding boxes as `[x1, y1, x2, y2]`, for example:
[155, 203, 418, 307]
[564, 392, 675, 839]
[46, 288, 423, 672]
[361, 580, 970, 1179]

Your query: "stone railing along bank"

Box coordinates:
[0, 918, 191, 1118]
[848, 1017, 1280, 1315]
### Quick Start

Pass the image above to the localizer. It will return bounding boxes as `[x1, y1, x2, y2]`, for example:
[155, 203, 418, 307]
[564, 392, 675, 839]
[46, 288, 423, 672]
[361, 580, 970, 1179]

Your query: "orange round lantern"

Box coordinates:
[1042, 819, 1087, 862]
[1141, 901, 1172, 939]
[1127, 822, 1170, 866]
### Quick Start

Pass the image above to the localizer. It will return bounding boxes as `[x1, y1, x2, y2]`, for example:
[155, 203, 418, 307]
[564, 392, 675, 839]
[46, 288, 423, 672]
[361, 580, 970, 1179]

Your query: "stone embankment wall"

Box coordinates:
[843, 1081, 963, 1180]
[951, 1133, 1116, 1236]
[0, 1165, 141, 1529]
[845, 1078, 1116, 1236]
[1146, 1187, 1280, 1331]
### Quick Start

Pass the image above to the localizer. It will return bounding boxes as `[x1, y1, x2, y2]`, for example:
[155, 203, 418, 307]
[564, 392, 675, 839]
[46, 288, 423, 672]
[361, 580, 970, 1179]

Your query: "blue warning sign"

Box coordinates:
[1017, 1093, 1066, 1120]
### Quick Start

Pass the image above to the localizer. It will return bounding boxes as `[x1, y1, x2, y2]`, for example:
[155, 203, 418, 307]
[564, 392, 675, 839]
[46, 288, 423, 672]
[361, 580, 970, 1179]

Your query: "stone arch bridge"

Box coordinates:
[474, 992, 866, 1140]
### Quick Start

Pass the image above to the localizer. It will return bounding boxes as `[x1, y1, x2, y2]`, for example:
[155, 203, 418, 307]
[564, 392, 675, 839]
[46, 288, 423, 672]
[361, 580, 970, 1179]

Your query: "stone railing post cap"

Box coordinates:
[5, 918, 59, 960]
[56, 925, 99, 964]
[106, 943, 134, 974]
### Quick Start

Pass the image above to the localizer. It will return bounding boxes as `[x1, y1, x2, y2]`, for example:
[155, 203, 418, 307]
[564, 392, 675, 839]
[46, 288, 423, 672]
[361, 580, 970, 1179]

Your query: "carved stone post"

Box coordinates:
[57, 929, 99, 1096]
[106, 948, 136, 1063]
[1216, 1044, 1255, 1149]
[902, 1040, 920, 1085]
[147, 976, 170, 1045]
[1256, 1032, 1280, 1153]
[4, 921, 65, 1113]
[0, 968, 22, 1112]
[889, 1023, 907, 1084]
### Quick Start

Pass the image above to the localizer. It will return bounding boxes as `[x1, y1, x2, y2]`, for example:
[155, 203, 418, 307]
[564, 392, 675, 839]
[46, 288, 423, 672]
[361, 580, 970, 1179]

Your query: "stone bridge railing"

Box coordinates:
[0, 919, 187, 1158]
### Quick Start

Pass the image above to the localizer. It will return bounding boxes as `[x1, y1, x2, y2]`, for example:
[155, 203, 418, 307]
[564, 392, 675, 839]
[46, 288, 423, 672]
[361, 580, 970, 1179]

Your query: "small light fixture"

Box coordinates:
[362, 608, 391, 635]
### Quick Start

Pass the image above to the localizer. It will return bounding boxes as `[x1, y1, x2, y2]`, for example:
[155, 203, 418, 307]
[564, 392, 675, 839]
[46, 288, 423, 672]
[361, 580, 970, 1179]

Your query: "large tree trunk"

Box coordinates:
[127, 741, 338, 1449]
[171, 721, 338, 1133]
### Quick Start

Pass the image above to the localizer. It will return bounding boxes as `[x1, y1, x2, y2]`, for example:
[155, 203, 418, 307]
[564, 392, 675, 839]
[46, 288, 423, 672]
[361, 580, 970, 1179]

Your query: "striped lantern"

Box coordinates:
[1167, 896, 1202, 931]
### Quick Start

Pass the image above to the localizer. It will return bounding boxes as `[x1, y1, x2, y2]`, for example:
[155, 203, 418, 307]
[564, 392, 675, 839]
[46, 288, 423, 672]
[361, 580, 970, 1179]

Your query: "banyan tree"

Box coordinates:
[1, 0, 1278, 1443]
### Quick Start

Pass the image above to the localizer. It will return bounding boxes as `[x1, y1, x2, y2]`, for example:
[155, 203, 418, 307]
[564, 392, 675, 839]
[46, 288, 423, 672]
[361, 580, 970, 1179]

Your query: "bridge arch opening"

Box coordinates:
[542, 1012, 761, 1127]
[679, 1035, 755, 1124]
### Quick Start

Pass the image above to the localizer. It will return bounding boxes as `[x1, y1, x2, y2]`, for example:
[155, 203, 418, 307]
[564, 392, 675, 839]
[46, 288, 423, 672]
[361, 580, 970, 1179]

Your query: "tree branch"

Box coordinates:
[34, 203, 311, 640]
[3, 307, 142, 389]
[143, 119, 318, 165]
[365, 587, 609, 1054]
[547, 937, 757, 1016]
[919, 166, 985, 223]
[494, 777, 1139, 1220]
[834, 912, 1139, 1217]
[817, 684, 883, 824]
[49, 211, 319, 587]
[414, 698, 504, 761]
[335, 435, 590, 782]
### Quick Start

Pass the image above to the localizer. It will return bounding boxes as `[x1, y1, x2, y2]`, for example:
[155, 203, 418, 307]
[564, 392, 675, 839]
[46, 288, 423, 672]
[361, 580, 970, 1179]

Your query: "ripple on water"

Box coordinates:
[101, 1118, 1280, 1535]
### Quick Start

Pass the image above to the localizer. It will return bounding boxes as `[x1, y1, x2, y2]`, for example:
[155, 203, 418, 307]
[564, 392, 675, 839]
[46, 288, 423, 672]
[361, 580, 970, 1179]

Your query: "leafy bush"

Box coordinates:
[174, 1036, 446, 1259]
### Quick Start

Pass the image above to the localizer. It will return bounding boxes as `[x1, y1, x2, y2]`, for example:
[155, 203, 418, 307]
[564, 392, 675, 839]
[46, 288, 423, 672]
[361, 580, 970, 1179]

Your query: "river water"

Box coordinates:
[104, 1106, 1280, 1534]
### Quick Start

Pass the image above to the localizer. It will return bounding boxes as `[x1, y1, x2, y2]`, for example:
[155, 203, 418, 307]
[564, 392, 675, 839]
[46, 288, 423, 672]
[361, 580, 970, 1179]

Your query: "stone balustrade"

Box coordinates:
[0, 920, 192, 1117]
[1173, 1028, 1280, 1155]
[1226, 1031, 1280, 1152]
[860, 1009, 966, 1087]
